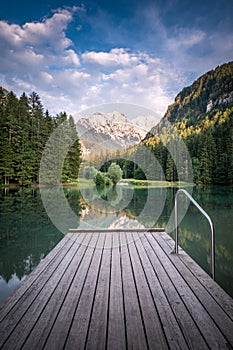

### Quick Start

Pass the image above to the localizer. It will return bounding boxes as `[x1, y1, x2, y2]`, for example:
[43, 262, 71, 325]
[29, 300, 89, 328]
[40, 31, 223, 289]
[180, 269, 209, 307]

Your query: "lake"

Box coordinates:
[0, 185, 233, 304]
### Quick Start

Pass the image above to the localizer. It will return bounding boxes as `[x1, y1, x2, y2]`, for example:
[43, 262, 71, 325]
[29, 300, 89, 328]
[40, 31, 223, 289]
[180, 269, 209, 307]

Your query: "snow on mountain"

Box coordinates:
[76, 111, 147, 155]
[131, 115, 160, 131]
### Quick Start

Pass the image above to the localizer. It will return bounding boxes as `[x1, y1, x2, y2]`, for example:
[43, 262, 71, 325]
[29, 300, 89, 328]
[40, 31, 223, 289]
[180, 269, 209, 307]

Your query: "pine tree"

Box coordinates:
[64, 116, 82, 181]
[198, 132, 216, 184]
[0, 92, 18, 184]
[166, 152, 175, 181]
[0, 90, 82, 186]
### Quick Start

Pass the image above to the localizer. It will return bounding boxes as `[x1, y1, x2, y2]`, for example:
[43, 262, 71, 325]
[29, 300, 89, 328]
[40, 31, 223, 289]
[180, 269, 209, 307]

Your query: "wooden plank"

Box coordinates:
[107, 232, 126, 350]
[43, 232, 102, 350]
[85, 232, 112, 349]
[0, 229, 232, 350]
[0, 233, 73, 321]
[21, 232, 94, 350]
[157, 231, 233, 319]
[154, 232, 233, 345]
[0, 233, 85, 350]
[126, 231, 169, 349]
[63, 232, 106, 350]
[120, 231, 148, 349]
[0, 233, 79, 348]
[69, 228, 165, 233]
[140, 232, 208, 350]
[134, 231, 189, 350]
[146, 233, 231, 349]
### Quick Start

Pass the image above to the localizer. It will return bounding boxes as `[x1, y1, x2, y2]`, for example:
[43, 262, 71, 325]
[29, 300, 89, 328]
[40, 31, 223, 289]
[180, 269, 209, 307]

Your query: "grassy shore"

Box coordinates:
[62, 178, 194, 188]
[119, 179, 194, 188]
[1, 178, 194, 188]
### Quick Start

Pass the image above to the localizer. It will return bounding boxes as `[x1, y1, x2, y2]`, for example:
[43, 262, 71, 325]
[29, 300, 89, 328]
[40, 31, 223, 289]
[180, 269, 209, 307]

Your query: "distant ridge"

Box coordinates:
[145, 61, 233, 139]
[142, 61, 233, 185]
[76, 111, 147, 155]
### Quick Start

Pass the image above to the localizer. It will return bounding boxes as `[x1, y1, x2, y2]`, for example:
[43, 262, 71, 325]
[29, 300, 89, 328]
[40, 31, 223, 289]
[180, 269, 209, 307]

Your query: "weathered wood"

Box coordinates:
[147, 233, 231, 349]
[0, 230, 233, 350]
[141, 232, 208, 350]
[107, 232, 126, 350]
[134, 232, 189, 350]
[0, 233, 85, 350]
[22, 232, 94, 350]
[120, 232, 148, 349]
[69, 228, 165, 233]
[155, 231, 233, 345]
[44, 232, 102, 350]
[62, 232, 106, 350]
[126, 231, 169, 349]
[157, 231, 233, 319]
[85, 232, 112, 349]
[0, 233, 80, 348]
[0, 232, 74, 321]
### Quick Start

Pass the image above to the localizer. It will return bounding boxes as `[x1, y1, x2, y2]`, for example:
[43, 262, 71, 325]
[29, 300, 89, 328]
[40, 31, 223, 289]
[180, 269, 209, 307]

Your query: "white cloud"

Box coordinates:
[64, 49, 80, 66]
[1, 5, 231, 118]
[0, 7, 81, 76]
[0, 8, 180, 117]
[163, 27, 233, 77]
[0, 7, 86, 114]
[0, 8, 75, 54]
[167, 28, 206, 52]
[41, 72, 54, 84]
[70, 50, 181, 116]
[82, 48, 139, 66]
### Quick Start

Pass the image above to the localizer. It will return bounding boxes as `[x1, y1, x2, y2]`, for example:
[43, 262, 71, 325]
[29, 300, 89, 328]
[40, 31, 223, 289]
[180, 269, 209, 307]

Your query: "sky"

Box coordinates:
[0, 0, 233, 118]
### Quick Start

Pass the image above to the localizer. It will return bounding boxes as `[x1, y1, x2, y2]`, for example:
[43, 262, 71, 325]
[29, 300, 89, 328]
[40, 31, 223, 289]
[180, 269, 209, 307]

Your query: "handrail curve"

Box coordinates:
[174, 189, 215, 279]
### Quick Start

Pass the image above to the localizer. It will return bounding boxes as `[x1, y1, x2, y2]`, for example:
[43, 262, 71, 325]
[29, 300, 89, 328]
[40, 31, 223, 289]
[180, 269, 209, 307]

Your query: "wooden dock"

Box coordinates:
[0, 229, 233, 349]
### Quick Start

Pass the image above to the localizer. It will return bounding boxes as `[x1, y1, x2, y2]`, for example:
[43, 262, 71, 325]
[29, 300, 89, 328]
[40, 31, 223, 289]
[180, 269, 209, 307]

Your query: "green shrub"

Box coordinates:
[94, 172, 113, 186]
[108, 163, 123, 185]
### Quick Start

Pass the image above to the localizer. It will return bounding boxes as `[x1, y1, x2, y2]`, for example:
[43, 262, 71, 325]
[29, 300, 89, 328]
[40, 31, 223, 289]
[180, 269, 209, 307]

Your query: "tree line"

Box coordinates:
[143, 106, 233, 185]
[1, 59, 232, 187]
[0, 88, 81, 185]
[85, 104, 233, 186]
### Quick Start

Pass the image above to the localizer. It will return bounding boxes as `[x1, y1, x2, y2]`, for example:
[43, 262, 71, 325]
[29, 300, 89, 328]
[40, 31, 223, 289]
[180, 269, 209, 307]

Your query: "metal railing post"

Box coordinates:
[174, 189, 215, 280]
[175, 193, 178, 254]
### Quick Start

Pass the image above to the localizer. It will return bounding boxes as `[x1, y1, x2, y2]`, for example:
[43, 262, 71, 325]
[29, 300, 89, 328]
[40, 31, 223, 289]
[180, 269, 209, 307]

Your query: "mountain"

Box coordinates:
[142, 61, 233, 185]
[76, 111, 147, 155]
[145, 61, 233, 139]
[131, 114, 159, 131]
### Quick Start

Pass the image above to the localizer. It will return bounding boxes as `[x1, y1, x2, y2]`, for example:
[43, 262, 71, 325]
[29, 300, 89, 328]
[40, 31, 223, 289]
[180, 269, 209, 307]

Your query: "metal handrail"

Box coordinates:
[174, 189, 215, 280]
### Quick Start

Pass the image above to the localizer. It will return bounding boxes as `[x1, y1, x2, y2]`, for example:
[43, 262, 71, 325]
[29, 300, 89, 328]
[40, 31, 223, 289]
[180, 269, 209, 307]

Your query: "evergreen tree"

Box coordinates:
[166, 152, 175, 182]
[0, 92, 18, 184]
[198, 132, 217, 184]
[63, 116, 82, 181]
[0, 89, 82, 185]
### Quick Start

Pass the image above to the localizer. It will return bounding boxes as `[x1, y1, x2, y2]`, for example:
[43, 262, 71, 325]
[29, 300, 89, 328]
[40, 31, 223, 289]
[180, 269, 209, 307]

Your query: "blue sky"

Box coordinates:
[0, 0, 232, 117]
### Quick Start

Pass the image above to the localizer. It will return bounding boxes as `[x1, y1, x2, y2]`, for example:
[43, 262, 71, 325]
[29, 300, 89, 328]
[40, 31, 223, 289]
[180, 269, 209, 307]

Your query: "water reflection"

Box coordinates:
[178, 186, 233, 297]
[79, 185, 233, 297]
[0, 185, 232, 304]
[0, 188, 64, 304]
[0, 274, 26, 305]
[79, 185, 167, 229]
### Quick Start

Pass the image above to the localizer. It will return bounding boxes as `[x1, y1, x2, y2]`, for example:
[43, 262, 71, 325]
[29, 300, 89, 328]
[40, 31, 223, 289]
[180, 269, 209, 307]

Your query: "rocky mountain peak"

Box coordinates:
[78, 111, 129, 129]
[76, 111, 148, 155]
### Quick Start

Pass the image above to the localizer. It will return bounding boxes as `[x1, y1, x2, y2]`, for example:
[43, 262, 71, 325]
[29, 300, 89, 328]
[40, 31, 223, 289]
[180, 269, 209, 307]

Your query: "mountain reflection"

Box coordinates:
[0, 185, 232, 303]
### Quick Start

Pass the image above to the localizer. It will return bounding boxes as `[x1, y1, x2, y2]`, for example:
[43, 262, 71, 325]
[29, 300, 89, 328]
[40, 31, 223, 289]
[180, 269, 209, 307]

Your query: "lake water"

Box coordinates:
[0, 185, 232, 304]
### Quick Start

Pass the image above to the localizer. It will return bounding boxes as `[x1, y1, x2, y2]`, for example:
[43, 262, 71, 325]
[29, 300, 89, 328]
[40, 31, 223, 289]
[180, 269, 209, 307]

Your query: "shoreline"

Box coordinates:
[1, 180, 233, 189]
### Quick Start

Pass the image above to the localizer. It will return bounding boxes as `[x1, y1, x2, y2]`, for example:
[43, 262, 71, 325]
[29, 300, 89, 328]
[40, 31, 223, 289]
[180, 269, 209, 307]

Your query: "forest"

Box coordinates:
[143, 61, 233, 185]
[1, 61, 233, 186]
[88, 62, 233, 185]
[0, 88, 81, 185]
